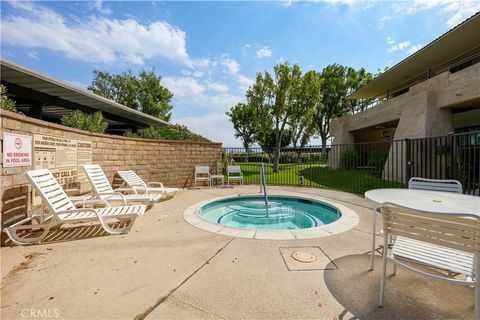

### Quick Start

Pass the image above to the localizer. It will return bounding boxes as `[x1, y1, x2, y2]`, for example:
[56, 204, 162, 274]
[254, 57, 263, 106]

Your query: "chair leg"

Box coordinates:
[379, 231, 389, 307]
[371, 207, 378, 271]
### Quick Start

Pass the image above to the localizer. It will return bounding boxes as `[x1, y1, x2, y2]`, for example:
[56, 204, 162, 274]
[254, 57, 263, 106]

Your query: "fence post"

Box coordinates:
[405, 138, 411, 182]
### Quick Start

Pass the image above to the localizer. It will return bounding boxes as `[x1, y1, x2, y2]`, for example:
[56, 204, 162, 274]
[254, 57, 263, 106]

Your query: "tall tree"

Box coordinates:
[247, 63, 302, 172]
[314, 64, 349, 155]
[226, 103, 257, 158]
[289, 70, 322, 160]
[88, 69, 173, 121]
[344, 67, 373, 114]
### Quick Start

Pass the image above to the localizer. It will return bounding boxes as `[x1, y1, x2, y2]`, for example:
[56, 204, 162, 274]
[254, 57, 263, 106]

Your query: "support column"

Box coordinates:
[29, 103, 43, 120]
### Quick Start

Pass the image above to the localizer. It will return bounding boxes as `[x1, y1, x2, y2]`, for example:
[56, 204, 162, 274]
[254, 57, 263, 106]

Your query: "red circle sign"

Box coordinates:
[14, 138, 22, 149]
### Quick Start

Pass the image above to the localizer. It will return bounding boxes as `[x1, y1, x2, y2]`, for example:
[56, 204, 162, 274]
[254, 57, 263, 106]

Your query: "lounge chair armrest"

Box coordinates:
[57, 208, 98, 215]
[99, 192, 128, 206]
[147, 182, 164, 188]
[114, 187, 138, 195]
[79, 198, 111, 208]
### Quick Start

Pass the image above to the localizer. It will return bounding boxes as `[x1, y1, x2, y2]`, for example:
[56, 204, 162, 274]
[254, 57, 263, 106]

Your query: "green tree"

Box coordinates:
[124, 124, 209, 142]
[61, 110, 109, 133]
[0, 85, 15, 111]
[247, 63, 302, 172]
[314, 64, 350, 155]
[344, 67, 373, 114]
[289, 70, 322, 160]
[226, 103, 256, 157]
[88, 69, 173, 121]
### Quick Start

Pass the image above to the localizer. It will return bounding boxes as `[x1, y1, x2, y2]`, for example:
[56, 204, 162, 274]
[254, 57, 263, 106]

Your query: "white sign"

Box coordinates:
[3, 132, 32, 167]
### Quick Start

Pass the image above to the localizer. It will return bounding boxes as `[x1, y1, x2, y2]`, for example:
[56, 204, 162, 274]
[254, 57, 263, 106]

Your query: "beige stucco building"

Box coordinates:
[331, 12, 480, 146]
[328, 13, 479, 190]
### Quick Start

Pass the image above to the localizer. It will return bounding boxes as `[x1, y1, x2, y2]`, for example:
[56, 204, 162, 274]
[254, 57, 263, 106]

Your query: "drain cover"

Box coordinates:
[291, 251, 317, 263]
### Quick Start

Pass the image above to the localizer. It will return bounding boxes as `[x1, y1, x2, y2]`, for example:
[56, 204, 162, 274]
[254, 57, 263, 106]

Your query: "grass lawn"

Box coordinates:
[227, 162, 405, 194]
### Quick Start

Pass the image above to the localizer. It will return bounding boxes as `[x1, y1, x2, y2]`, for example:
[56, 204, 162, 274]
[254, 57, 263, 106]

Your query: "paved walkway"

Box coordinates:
[0, 186, 473, 319]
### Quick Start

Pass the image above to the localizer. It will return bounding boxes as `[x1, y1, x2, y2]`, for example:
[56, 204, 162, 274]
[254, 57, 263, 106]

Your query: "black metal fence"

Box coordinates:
[223, 131, 480, 195]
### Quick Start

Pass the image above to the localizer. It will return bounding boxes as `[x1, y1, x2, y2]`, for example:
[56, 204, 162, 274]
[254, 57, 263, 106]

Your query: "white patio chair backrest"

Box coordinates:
[118, 170, 147, 187]
[381, 204, 479, 255]
[195, 166, 210, 176]
[83, 164, 114, 195]
[26, 169, 75, 213]
[227, 166, 241, 174]
[408, 177, 463, 194]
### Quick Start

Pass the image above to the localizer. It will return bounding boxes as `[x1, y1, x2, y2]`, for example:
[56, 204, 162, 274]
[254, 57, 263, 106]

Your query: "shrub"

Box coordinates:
[367, 149, 389, 171]
[0, 85, 15, 112]
[61, 110, 109, 133]
[124, 124, 209, 142]
[340, 149, 358, 169]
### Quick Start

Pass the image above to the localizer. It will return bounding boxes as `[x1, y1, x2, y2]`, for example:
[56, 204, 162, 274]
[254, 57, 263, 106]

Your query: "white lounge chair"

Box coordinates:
[83, 165, 162, 205]
[408, 177, 463, 193]
[370, 177, 464, 270]
[227, 165, 243, 186]
[378, 203, 479, 319]
[3, 169, 145, 245]
[117, 170, 179, 198]
[194, 166, 211, 187]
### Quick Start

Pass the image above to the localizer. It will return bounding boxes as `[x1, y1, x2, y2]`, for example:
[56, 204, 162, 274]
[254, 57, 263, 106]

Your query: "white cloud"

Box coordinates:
[241, 43, 251, 56]
[237, 74, 255, 92]
[380, 15, 392, 22]
[2, 1, 195, 66]
[26, 50, 39, 60]
[256, 46, 272, 58]
[221, 58, 240, 75]
[162, 77, 205, 97]
[396, 0, 480, 28]
[174, 113, 238, 146]
[408, 44, 424, 54]
[207, 82, 229, 93]
[89, 0, 112, 15]
[387, 37, 411, 53]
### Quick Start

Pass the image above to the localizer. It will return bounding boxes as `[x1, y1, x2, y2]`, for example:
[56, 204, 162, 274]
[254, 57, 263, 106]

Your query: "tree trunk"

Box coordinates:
[243, 142, 250, 162]
[320, 133, 328, 158]
[273, 132, 282, 172]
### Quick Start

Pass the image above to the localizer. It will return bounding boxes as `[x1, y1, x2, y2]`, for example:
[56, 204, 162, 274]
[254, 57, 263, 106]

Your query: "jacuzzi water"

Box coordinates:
[199, 196, 341, 230]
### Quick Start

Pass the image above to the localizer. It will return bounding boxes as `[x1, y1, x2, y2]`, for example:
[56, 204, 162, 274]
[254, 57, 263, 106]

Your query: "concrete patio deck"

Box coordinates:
[0, 186, 473, 319]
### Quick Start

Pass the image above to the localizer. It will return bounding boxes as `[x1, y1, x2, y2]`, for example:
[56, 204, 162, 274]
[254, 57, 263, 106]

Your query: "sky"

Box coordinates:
[1, 0, 479, 146]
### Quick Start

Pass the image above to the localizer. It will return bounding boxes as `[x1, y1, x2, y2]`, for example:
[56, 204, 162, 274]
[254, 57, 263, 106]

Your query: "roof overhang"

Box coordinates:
[348, 12, 480, 100]
[0, 58, 170, 127]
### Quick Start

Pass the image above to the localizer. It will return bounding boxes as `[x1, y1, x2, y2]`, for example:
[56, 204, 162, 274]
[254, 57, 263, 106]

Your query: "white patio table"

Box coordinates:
[365, 188, 480, 270]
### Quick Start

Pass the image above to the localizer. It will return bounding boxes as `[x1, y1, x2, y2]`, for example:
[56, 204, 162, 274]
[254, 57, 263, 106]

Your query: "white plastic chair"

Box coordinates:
[83, 165, 162, 205]
[117, 170, 178, 198]
[370, 177, 464, 270]
[408, 177, 463, 193]
[3, 169, 145, 245]
[194, 166, 211, 187]
[378, 203, 479, 319]
[227, 165, 243, 186]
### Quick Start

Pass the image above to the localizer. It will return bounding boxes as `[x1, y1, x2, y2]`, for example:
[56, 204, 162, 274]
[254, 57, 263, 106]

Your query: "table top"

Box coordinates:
[365, 188, 479, 216]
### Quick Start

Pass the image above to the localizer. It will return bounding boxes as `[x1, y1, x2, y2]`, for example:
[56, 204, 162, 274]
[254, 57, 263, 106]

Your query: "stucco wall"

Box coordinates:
[0, 110, 222, 228]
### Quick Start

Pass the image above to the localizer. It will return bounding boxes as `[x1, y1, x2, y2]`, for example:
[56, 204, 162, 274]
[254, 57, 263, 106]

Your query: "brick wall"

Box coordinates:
[0, 110, 222, 228]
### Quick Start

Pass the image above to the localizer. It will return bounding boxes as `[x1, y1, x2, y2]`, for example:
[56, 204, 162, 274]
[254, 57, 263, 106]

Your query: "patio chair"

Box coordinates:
[227, 165, 243, 186]
[378, 203, 479, 319]
[83, 165, 162, 206]
[370, 177, 464, 270]
[194, 165, 211, 187]
[3, 169, 145, 245]
[408, 177, 463, 193]
[117, 170, 179, 198]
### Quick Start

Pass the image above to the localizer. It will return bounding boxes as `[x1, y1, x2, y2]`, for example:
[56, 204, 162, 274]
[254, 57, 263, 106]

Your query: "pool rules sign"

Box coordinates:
[3, 132, 32, 167]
